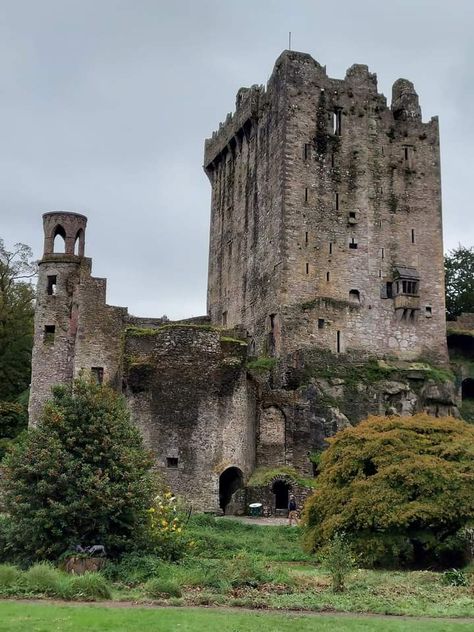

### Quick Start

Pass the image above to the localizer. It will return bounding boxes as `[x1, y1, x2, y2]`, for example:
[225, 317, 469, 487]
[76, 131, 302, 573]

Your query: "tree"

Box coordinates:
[445, 245, 474, 320]
[0, 239, 35, 400]
[1, 378, 155, 561]
[303, 415, 474, 568]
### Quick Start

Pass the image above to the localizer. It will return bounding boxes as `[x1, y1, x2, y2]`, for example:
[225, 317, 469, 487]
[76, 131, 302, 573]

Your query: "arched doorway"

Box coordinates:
[219, 467, 243, 514]
[272, 479, 289, 511]
[462, 378, 474, 400]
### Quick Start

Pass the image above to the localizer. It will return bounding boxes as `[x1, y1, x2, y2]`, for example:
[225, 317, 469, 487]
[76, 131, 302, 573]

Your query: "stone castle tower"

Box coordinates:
[28, 52, 456, 514]
[204, 51, 447, 363]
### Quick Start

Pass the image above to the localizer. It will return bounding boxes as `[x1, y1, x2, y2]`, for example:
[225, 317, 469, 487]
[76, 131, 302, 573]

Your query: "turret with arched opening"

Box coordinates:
[42, 211, 88, 257]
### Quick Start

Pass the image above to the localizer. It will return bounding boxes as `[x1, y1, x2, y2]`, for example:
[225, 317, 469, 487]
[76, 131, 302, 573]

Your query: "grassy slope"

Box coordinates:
[0, 603, 472, 632]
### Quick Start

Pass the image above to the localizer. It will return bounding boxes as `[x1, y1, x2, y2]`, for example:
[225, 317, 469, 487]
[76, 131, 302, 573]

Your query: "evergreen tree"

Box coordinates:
[445, 245, 474, 320]
[1, 378, 154, 561]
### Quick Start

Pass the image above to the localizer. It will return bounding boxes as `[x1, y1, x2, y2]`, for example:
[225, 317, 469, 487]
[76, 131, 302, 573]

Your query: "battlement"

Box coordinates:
[204, 84, 264, 170]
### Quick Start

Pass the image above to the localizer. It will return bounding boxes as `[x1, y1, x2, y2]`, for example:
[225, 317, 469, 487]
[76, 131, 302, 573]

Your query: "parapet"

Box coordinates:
[42, 211, 87, 257]
[391, 78, 421, 121]
[204, 84, 264, 169]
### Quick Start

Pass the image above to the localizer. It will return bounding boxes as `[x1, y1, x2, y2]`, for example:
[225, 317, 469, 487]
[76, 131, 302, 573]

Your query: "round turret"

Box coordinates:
[42, 211, 88, 257]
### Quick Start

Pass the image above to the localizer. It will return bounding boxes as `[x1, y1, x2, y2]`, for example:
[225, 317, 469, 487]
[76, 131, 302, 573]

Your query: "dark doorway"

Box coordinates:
[462, 378, 474, 400]
[272, 479, 289, 510]
[219, 467, 243, 514]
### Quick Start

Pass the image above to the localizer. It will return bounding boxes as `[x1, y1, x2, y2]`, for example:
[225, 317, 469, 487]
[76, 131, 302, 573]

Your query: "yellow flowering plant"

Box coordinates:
[146, 489, 191, 561]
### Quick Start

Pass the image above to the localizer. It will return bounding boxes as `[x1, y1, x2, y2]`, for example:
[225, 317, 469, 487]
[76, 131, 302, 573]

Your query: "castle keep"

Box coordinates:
[29, 51, 456, 514]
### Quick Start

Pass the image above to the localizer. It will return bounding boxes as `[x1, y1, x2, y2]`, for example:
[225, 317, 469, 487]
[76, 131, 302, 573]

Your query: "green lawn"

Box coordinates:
[0, 603, 472, 632]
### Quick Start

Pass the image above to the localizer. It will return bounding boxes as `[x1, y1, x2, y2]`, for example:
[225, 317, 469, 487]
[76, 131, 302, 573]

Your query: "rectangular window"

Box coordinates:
[426, 306, 432, 317]
[47, 275, 57, 296]
[91, 367, 104, 385]
[349, 238, 358, 249]
[333, 108, 342, 135]
[166, 457, 178, 468]
[331, 153, 335, 168]
[305, 231, 308, 245]
[222, 311, 228, 326]
[402, 280, 418, 295]
[326, 271, 330, 282]
[305, 263, 309, 275]
[381, 248, 384, 259]
[349, 211, 356, 219]
[304, 143, 311, 160]
[304, 187, 308, 203]
[411, 229, 415, 244]
[335, 192, 339, 210]
[318, 318, 325, 329]
[43, 325, 55, 344]
[336, 330, 341, 353]
[386, 282, 393, 298]
[329, 242, 333, 255]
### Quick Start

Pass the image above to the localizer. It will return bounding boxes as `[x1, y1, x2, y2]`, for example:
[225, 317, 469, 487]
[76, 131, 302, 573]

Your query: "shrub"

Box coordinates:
[0, 564, 21, 588]
[144, 576, 182, 598]
[67, 572, 112, 600]
[104, 554, 167, 586]
[24, 563, 64, 596]
[319, 532, 354, 593]
[145, 490, 191, 561]
[442, 568, 469, 587]
[303, 414, 474, 568]
[1, 378, 155, 561]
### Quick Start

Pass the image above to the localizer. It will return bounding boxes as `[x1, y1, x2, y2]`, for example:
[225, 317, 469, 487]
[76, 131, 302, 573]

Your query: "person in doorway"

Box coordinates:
[288, 494, 299, 526]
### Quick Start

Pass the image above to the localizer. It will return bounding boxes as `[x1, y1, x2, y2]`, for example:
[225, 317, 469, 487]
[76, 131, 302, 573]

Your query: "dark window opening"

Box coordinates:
[228, 241, 233, 257]
[404, 146, 409, 161]
[44, 325, 55, 344]
[426, 306, 432, 317]
[304, 143, 311, 160]
[331, 153, 335, 168]
[318, 318, 325, 329]
[349, 238, 358, 249]
[329, 242, 333, 255]
[335, 192, 339, 210]
[381, 248, 385, 259]
[386, 282, 393, 298]
[304, 187, 308, 203]
[91, 367, 104, 384]
[411, 229, 415, 244]
[401, 280, 418, 295]
[336, 330, 341, 353]
[462, 378, 474, 401]
[222, 311, 228, 326]
[219, 467, 243, 514]
[47, 275, 57, 296]
[349, 211, 356, 219]
[305, 231, 308, 245]
[326, 271, 330, 282]
[305, 263, 309, 275]
[167, 457, 178, 469]
[272, 479, 290, 510]
[349, 289, 360, 303]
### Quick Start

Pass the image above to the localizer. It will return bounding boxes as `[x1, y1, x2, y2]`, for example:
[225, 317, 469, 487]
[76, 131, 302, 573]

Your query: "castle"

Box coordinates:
[29, 51, 457, 514]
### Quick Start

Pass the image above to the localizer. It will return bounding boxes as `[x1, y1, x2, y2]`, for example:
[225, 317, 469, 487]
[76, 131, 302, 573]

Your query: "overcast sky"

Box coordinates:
[0, 0, 472, 319]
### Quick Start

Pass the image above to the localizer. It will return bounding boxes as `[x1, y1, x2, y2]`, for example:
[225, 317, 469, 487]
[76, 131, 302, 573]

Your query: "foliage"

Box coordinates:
[125, 323, 220, 337]
[445, 245, 474, 320]
[319, 532, 354, 592]
[24, 563, 64, 596]
[247, 466, 316, 488]
[67, 572, 112, 600]
[145, 489, 191, 561]
[0, 240, 35, 401]
[0, 564, 20, 588]
[0, 401, 27, 460]
[441, 568, 468, 587]
[246, 356, 278, 372]
[145, 576, 182, 598]
[0, 378, 155, 561]
[303, 414, 474, 568]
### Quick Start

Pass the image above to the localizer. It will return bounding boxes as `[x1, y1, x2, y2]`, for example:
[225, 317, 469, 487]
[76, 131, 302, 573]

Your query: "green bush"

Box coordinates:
[67, 572, 112, 600]
[1, 378, 155, 561]
[320, 532, 354, 593]
[24, 563, 64, 596]
[104, 554, 167, 586]
[0, 564, 21, 588]
[303, 414, 474, 568]
[442, 569, 469, 587]
[144, 576, 182, 598]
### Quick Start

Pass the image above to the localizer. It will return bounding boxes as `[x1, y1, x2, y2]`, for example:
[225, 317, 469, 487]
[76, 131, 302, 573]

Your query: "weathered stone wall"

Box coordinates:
[124, 326, 255, 511]
[205, 51, 448, 364]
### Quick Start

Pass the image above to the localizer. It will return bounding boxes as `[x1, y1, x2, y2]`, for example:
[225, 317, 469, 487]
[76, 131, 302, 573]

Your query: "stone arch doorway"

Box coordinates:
[219, 467, 243, 514]
[272, 479, 290, 511]
[462, 378, 474, 400]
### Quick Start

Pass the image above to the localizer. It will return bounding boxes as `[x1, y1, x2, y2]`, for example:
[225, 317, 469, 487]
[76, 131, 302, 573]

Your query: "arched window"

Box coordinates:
[52, 225, 66, 253]
[349, 289, 360, 303]
[74, 228, 84, 256]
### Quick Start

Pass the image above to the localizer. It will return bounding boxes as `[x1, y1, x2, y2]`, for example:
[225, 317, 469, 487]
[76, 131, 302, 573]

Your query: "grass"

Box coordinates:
[0, 603, 472, 632]
[247, 466, 316, 489]
[246, 356, 278, 372]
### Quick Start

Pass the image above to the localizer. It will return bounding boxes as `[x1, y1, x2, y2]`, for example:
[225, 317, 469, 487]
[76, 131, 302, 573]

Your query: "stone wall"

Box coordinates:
[124, 326, 255, 511]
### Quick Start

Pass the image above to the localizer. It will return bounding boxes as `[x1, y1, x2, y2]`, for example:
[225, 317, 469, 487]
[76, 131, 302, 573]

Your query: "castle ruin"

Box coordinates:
[29, 51, 457, 515]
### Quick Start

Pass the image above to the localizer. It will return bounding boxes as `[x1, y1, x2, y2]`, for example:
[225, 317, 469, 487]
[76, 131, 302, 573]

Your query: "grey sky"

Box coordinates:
[0, 0, 472, 319]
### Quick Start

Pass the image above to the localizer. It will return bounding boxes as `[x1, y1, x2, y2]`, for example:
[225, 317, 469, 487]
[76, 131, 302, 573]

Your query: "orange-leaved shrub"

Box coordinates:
[302, 414, 474, 568]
